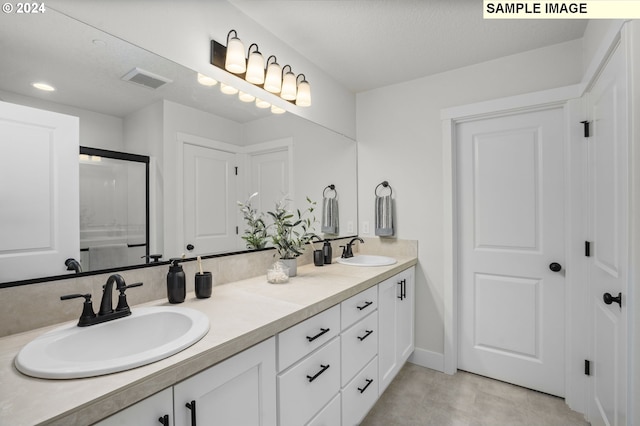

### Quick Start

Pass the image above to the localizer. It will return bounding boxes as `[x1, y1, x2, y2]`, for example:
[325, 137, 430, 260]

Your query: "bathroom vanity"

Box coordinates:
[0, 251, 416, 425]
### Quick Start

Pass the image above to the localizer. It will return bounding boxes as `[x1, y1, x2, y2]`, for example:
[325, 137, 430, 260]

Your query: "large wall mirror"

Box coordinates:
[0, 9, 358, 285]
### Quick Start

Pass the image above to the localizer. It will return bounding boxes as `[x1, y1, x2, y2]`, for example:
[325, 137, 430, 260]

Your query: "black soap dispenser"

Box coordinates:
[323, 240, 333, 264]
[167, 258, 186, 304]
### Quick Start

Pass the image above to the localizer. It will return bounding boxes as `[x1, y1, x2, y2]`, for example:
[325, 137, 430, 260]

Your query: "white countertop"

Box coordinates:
[0, 256, 417, 426]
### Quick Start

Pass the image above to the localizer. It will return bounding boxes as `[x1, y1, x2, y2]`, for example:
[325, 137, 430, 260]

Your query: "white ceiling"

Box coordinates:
[229, 0, 588, 93]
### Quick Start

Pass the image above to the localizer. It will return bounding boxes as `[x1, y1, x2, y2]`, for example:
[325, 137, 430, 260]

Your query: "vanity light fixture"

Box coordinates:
[263, 55, 282, 94]
[280, 65, 297, 101]
[210, 30, 311, 108]
[224, 30, 246, 74]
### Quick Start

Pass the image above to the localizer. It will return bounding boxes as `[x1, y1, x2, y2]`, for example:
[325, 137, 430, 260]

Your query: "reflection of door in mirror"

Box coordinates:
[247, 140, 292, 218]
[0, 101, 79, 283]
[79, 147, 150, 272]
[182, 142, 238, 256]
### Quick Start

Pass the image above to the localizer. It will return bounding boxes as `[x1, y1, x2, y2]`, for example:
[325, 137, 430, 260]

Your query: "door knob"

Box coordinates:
[186, 244, 194, 251]
[603, 292, 622, 308]
[549, 262, 562, 272]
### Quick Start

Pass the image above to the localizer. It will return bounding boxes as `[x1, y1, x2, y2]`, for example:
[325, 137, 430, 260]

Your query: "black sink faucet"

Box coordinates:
[61, 274, 143, 327]
[341, 237, 364, 258]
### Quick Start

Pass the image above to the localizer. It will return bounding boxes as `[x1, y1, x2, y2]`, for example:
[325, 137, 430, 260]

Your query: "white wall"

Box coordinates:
[356, 40, 583, 361]
[47, 0, 356, 139]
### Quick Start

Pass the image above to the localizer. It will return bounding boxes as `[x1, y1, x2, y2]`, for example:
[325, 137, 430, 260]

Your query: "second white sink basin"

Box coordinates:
[15, 306, 210, 379]
[337, 255, 397, 267]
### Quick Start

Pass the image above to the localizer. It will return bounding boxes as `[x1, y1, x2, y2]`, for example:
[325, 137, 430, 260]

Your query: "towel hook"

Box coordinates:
[375, 181, 392, 197]
[323, 184, 337, 198]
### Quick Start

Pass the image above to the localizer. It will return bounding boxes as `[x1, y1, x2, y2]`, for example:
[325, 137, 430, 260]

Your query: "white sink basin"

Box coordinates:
[15, 306, 210, 379]
[337, 255, 397, 267]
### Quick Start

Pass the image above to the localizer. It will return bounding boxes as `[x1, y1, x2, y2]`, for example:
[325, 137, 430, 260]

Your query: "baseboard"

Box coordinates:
[408, 348, 445, 373]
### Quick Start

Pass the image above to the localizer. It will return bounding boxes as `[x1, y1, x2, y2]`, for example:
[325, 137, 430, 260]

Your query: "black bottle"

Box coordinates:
[167, 258, 186, 304]
[323, 240, 333, 264]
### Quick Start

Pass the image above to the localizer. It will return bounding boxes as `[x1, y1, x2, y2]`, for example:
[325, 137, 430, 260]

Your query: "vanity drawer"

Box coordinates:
[277, 304, 340, 371]
[341, 285, 377, 330]
[341, 311, 378, 386]
[278, 337, 340, 426]
[341, 356, 379, 426]
[306, 393, 340, 426]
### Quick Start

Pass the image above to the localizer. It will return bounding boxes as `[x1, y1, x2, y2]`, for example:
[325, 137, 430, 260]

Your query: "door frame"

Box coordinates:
[441, 22, 629, 418]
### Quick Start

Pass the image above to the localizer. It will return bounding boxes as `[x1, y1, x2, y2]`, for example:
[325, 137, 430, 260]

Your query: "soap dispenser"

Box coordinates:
[323, 240, 333, 264]
[167, 258, 186, 304]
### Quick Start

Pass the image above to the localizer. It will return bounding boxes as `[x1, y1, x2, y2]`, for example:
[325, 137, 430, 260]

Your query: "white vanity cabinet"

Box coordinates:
[173, 337, 276, 426]
[94, 388, 173, 426]
[378, 267, 415, 394]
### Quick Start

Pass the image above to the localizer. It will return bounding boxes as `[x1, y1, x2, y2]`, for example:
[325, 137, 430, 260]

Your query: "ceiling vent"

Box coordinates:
[121, 67, 172, 89]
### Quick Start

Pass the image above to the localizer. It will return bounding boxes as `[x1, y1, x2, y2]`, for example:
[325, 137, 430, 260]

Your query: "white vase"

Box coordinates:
[280, 258, 297, 277]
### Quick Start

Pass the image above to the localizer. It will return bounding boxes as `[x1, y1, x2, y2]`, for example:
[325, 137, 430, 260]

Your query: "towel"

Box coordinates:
[321, 197, 339, 235]
[375, 195, 394, 236]
[88, 244, 128, 270]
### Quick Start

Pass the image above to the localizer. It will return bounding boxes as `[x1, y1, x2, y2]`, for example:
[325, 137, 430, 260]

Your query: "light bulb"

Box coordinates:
[264, 60, 282, 93]
[280, 68, 297, 101]
[246, 47, 265, 85]
[225, 32, 246, 74]
[296, 78, 311, 107]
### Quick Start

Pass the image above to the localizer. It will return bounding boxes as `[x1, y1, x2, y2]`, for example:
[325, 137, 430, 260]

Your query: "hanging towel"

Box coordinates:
[321, 197, 339, 235]
[375, 195, 394, 236]
[88, 244, 128, 270]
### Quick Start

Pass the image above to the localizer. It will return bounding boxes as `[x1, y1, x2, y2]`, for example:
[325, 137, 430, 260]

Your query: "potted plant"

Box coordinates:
[237, 192, 269, 250]
[267, 196, 318, 276]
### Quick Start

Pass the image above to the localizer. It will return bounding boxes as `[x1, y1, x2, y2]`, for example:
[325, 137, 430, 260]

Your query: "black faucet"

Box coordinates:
[341, 237, 364, 258]
[61, 274, 143, 327]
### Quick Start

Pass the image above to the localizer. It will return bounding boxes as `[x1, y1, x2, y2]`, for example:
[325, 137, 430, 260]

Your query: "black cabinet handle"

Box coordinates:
[357, 301, 373, 311]
[307, 364, 330, 382]
[357, 330, 374, 341]
[185, 400, 197, 426]
[306, 327, 330, 342]
[358, 378, 374, 394]
[603, 292, 622, 308]
[158, 415, 169, 426]
[397, 279, 406, 300]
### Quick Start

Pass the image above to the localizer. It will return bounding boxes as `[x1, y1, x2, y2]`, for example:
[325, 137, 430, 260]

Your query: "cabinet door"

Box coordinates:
[378, 267, 415, 395]
[94, 388, 173, 426]
[174, 337, 276, 426]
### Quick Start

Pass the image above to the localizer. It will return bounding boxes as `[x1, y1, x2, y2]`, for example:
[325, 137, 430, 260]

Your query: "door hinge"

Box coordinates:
[580, 120, 591, 138]
[585, 241, 591, 257]
[584, 359, 591, 376]
[234, 166, 238, 176]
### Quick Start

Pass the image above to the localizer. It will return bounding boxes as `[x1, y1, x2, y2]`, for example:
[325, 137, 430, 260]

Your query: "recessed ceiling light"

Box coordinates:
[32, 82, 55, 92]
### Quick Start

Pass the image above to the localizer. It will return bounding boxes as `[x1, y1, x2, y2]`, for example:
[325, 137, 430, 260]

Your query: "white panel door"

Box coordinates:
[183, 143, 237, 256]
[457, 107, 565, 396]
[0, 101, 79, 282]
[587, 40, 628, 426]
[248, 148, 289, 213]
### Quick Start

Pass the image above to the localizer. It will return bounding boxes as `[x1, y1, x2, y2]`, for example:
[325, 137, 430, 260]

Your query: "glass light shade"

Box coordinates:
[220, 83, 238, 95]
[271, 105, 286, 114]
[296, 80, 311, 107]
[255, 98, 271, 109]
[225, 36, 246, 74]
[264, 62, 282, 93]
[246, 51, 265, 85]
[238, 91, 255, 102]
[280, 71, 297, 101]
[197, 73, 218, 87]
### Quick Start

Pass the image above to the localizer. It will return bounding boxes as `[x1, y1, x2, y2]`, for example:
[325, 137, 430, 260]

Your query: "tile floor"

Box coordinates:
[361, 363, 589, 426]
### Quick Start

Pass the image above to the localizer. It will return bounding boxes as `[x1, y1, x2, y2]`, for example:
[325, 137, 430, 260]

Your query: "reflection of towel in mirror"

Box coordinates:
[88, 244, 128, 270]
[375, 195, 394, 236]
[321, 197, 339, 235]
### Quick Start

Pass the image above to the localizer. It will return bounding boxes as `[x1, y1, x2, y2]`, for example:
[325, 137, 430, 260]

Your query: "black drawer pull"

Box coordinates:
[357, 330, 374, 341]
[397, 279, 406, 300]
[358, 378, 374, 394]
[185, 400, 197, 426]
[307, 364, 330, 382]
[306, 327, 330, 342]
[158, 415, 169, 426]
[356, 301, 373, 311]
